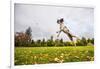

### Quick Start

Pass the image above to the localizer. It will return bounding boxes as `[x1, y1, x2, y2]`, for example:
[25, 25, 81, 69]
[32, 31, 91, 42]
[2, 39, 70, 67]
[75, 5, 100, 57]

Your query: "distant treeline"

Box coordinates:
[15, 27, 94, 47]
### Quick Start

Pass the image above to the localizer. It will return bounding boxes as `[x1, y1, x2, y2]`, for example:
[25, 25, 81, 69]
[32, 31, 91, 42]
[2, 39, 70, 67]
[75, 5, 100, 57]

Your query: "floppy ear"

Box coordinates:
[60, 18, 64, 23]
[57, 19, 59, 24]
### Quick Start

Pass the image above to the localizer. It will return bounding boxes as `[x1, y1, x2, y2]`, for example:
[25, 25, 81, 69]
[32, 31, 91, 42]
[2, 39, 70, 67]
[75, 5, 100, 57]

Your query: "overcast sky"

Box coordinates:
[14, 3, 94, 41]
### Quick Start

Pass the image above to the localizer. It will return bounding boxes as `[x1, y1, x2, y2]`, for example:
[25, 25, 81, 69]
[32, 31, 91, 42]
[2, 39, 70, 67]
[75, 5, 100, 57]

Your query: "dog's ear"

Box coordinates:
[60, 18, 64, 23]
[57, 19, 59, 24]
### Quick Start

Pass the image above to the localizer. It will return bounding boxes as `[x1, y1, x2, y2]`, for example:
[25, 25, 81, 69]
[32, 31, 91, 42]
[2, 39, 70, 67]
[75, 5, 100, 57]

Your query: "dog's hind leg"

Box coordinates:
[66, 33, 77, 46]
[71, 35, 79, 40]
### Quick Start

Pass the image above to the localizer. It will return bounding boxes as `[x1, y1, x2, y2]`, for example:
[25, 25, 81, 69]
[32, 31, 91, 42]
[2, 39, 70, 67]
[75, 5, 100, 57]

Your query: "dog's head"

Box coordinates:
[57, 18, 64, 24]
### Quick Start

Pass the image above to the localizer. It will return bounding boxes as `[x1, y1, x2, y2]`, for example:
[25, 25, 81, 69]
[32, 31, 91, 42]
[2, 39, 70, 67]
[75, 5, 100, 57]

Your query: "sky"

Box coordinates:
[14, 3, 94, 41]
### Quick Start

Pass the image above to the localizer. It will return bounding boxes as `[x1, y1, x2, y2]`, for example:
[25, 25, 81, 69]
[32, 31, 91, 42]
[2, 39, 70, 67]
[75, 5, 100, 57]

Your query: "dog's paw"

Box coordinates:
[56, 32, 58, 33]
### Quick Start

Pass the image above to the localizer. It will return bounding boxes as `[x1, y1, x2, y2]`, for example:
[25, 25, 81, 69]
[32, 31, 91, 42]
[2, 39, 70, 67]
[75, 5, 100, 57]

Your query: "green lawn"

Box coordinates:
[15, 46, 94, 65]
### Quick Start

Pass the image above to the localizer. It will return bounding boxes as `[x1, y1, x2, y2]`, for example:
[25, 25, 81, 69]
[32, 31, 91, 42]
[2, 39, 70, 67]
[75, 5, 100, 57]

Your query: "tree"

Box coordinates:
[15, 32, 29, 46]
[54, 39, 60, 46]
[15, 27, 32, 47]
[24, 27, 32, 46]
[87, 38, 91, 43]
[81, 37, 87, 46]
[36, 39, 41, 47]
[51, 36, 53, 41]
[59, 38, 64, 46]
[76, 39, 81, 46]
[91, 38, 94, 44]
[31, 39, 35, 44]
[76, 37, 88, 46]
[63, 41, 73, 46]
[25, 27, 32, 41]
[60, 38, 63, 43]
[87, 38, 94, 46]
[41, 38, 47, 46]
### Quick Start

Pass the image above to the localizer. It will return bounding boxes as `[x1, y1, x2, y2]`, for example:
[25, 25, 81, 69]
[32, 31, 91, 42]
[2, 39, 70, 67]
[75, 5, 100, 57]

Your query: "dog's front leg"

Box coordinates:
[57, 30, 61, 37]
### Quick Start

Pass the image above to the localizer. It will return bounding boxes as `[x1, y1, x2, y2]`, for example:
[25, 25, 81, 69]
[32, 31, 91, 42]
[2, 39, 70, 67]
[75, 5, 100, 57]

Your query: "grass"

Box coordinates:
[15, 46, 94, 65]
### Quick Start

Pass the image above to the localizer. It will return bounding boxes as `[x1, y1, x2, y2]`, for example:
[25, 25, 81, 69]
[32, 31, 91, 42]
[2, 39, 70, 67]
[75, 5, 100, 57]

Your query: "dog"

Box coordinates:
[57, 18, 79, 41]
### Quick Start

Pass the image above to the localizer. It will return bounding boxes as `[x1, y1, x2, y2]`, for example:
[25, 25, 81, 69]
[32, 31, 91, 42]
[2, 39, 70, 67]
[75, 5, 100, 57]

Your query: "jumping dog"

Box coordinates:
[56, 18, 79, 42]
